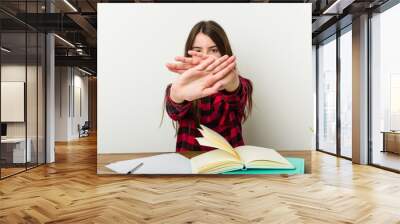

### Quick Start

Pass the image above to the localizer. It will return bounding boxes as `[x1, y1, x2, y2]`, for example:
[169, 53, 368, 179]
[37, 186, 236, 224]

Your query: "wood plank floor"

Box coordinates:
[1, 134, 400, 224]
[1, 167, 26, 178]
[373, 151, 400, 171]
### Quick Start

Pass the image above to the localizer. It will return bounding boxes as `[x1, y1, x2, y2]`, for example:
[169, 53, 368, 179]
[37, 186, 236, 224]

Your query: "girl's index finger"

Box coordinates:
[175, 56, 200, 65]
[188, 50, 208, 59]
[204, 55, 229, 72]
[166, 63, 177, 69]
[167, 62, 193, 70]
[194, 56, 215, 71]
[175, 56, 192, 64]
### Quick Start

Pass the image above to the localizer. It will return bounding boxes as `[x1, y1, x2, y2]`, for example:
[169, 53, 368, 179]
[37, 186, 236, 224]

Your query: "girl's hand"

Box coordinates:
[186, 51, 240, 92]
[169, 55, 236, 103]
[165, 51, 209, 74]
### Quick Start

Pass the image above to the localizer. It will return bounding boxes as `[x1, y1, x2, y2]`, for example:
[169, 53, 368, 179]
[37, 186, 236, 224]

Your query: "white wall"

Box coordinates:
[55, 67, 69, 141]
[312, 45, 317, 149]
[55, 67, 89, 141]
[1, 64, 46, 163]
[72, 72, 89, 138]
[98, 3, 313, 154]
[1, 82, 24, 122]
[1, 65, 39, 138]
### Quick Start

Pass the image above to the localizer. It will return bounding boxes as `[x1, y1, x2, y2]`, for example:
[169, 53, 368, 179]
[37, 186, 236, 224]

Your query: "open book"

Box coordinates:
[191, 125, 295, 174]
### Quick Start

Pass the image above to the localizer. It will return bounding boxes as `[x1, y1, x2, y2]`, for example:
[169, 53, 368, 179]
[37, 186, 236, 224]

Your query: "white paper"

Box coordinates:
[105, 153, 192, 174]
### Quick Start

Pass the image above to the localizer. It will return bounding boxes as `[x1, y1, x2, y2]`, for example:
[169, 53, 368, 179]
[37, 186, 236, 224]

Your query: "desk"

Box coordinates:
[1, 138, 32, 163]
[97, 150, 312, 174]
[382, 131, 400, 154]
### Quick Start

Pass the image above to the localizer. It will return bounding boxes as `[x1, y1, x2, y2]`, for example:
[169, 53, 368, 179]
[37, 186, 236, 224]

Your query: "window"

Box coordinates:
[339, 28, 352, 158]
[371, 2, 400, 171]
[318, 36, 337, 154]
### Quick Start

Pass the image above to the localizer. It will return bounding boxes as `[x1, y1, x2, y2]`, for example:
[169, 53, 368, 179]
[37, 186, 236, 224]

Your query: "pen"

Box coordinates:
[127, 162, 144, 174]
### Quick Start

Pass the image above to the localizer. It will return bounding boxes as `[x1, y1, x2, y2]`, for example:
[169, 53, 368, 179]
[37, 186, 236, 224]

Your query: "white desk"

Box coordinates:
[1, 138, 32, 163]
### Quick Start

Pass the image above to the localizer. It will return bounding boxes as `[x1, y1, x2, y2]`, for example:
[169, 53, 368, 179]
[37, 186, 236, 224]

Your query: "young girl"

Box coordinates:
[164, 20, 253, 152]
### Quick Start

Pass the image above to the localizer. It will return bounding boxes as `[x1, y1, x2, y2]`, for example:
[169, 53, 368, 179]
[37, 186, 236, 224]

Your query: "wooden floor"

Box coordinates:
[373, 150, 400, 171]
[1, 134, 400, 224]
[1, 167, 26, 178]
[1, 163, 45, 178]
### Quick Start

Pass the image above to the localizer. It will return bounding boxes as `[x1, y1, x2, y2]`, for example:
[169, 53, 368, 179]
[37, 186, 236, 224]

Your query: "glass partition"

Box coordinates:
[339, 28, 352, 158]
[27, 31, 38, 169]
[0, 1, 46, 179]
[38, 32, 45, 165]
[317, 36, 337, 155]
[371, 3, 400, 171]
[0, 31, 28, 177]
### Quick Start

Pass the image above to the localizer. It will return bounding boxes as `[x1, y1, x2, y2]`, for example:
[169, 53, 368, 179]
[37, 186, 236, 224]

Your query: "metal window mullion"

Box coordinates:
[316, 45, 320, 150]
[44, 16, 47, 164]
[25, 0, 28, 171]
[0, 24, 2, 179]
[337, 30, 341, 157]
[36, 0, 39, 167]
[367, 11, 373, 165]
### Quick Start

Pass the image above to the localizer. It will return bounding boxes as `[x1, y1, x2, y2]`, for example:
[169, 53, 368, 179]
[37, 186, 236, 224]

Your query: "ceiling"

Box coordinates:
[0, 0, 392, 75]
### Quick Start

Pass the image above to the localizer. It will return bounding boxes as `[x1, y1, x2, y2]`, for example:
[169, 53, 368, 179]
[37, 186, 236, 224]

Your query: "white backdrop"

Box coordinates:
[97, 3, 313, 154]
[1, 82, 25, 122]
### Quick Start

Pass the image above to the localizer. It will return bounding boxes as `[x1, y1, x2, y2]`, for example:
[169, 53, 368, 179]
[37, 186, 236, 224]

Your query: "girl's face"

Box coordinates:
[191, 32, 222, 59]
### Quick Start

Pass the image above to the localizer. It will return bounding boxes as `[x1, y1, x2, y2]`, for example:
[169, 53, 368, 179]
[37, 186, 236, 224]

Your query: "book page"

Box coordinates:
[105, 153, 192, 174]
[190, 150, 243, 174]
[235, 145, 294, 169]
[196, 137, 219, 149]
[198, 124, 240, 159]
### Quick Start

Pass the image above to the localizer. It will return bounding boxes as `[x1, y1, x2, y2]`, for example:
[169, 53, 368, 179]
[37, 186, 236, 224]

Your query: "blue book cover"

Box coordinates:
[222, 157, 304, 174]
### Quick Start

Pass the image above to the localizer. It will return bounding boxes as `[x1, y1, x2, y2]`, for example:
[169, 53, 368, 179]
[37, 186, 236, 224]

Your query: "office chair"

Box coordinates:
[79, 121, 90, 138]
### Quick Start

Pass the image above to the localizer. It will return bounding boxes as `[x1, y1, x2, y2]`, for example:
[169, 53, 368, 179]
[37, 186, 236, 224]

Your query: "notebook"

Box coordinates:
[105, 153, 192, 174]
[105, 153, 304, 175]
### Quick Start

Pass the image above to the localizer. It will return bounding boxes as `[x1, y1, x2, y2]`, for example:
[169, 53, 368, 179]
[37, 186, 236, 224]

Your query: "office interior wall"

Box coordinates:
[0, 63, 27, 176]
[88, 77, 97, 132]
[1, 63, 45, 165]
[55, 67, 89, 141]
[1, 65, 40, 138]
[1, 82, 24, 122]
[98, 3, 313, 154]
[312, 45, 317, 149]
[55, 66, 70, 141]
[72, 73, 89, 137]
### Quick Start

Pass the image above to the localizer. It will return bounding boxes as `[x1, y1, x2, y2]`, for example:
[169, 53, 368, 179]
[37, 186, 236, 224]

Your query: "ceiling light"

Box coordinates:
[54, 34, 75, 48]
[78, 67, 93, 76]
[323, 0, 354, 15]
[63, 0, 78, 12]
[1, 47, 11, 53]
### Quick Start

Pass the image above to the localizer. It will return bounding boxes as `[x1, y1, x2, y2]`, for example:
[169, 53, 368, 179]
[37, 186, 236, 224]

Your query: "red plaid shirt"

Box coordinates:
[165, 76, 252, 152]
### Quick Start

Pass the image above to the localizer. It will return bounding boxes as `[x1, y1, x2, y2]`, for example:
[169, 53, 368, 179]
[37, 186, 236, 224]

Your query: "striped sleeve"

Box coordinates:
[165, 84, 192, 121]
[221, 76, 251, 116]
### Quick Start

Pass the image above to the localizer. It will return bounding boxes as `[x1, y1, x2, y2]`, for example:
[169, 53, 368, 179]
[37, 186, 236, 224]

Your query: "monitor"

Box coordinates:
[1, 123, 7, 137]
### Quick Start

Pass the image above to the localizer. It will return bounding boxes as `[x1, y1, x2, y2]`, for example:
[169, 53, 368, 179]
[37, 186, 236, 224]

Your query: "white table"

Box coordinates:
[1, 138, 32, 163]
